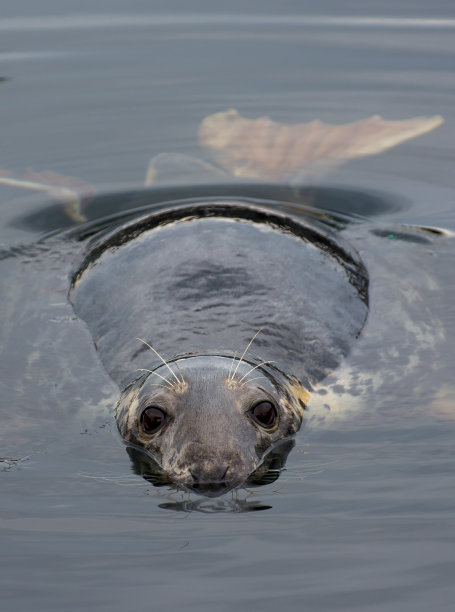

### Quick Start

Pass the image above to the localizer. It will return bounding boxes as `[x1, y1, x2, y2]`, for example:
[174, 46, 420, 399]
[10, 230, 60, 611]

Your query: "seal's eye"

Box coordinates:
[141, 407, 167, 434]
[250, 401, 277, 428]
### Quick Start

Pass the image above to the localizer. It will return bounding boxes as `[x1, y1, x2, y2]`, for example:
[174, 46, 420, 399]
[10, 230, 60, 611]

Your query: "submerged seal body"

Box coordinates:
[70, 200, 368, 496]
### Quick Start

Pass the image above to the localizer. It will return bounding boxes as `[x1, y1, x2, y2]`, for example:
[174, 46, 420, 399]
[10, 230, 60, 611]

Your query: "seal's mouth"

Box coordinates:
[125, 437, 295, 498]
[185, 466, 234, 497]
[181, 479, 238, 498]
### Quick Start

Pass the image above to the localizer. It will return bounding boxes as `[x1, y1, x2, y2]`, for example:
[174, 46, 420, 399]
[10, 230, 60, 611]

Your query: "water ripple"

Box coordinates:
[1, 14, 454, 32]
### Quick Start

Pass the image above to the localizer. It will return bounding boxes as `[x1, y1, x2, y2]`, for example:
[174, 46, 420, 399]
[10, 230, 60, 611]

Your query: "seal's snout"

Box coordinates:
[188, 463, 231, 496]
[190, 463, 229, 484]
[179, 444, 248, 496]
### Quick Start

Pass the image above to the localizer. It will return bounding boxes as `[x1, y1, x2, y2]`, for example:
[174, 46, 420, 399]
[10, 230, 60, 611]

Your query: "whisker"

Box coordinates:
[136, 338, 182, 385]
[238, 361, 276, 383]
[240, 375, 264, 387]
[230, 328, 263, 380]
[228, 351, 238, 380]
[136, 368, 174, 389]
[173, 360, 185, 385]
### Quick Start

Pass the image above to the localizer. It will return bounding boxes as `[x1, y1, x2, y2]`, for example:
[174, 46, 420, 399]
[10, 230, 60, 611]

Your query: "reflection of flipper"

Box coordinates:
[0, 168, 94, 222]
[145, 152, 228, 186]
[198, 109, 444, 181]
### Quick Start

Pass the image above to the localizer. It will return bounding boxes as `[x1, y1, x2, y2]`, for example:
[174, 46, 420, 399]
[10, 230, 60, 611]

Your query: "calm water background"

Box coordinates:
[1, 2, 455, 610]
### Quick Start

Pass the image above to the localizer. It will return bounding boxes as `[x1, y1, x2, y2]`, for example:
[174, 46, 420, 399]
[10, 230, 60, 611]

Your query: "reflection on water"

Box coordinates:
[158, 498, 272, 513]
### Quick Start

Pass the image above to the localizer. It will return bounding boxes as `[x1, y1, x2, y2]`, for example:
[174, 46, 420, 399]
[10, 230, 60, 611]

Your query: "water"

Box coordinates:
[1, 2, 455, 610]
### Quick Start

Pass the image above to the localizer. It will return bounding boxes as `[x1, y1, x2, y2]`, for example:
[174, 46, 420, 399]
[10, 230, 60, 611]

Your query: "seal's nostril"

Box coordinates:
[189, 464, 230, 485]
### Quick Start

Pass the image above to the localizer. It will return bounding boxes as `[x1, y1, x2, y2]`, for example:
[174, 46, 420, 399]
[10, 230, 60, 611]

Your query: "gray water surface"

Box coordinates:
[1, 2, 455, 611]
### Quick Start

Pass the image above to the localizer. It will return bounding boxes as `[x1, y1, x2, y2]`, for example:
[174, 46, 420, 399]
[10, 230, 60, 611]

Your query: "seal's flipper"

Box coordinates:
[0, 168, 94, 222]
[145, 153, 229, 187]
[198, 109, 444, 182]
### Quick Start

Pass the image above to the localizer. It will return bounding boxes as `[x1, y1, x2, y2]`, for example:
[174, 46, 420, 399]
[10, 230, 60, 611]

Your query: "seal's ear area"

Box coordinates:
[198, 109, 444, 181]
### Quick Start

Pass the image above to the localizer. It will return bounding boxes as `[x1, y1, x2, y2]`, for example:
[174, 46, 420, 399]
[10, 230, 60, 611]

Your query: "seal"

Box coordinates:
[69, 200, 369, 496]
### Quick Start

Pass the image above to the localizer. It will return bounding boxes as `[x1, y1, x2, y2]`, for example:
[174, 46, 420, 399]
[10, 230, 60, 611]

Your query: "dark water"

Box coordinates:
[1, 2, 455, 611]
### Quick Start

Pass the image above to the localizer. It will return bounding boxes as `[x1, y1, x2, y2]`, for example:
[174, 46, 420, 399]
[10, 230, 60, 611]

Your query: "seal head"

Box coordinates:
[116, 355, 304, 496]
